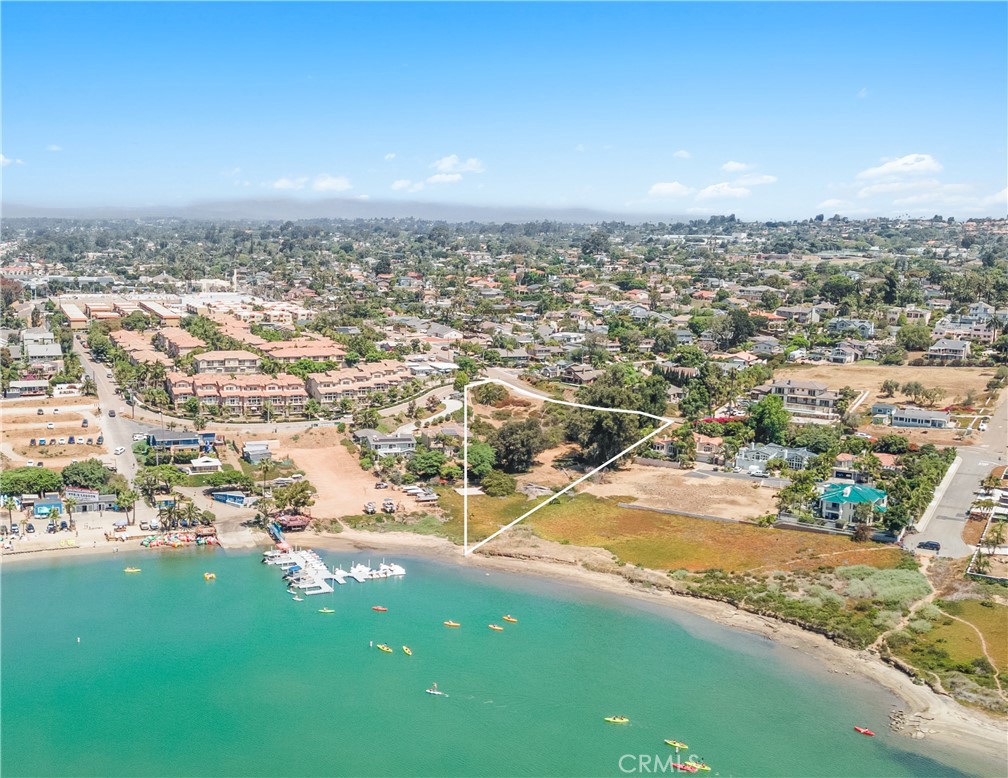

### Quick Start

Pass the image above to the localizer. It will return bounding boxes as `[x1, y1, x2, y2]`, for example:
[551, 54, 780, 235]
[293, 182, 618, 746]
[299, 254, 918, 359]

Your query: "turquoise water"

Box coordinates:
[0, 550, 985, 777]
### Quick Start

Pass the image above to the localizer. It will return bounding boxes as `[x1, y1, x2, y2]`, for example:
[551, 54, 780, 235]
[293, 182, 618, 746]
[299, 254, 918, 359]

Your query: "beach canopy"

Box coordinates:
[113, 519, 128, 527]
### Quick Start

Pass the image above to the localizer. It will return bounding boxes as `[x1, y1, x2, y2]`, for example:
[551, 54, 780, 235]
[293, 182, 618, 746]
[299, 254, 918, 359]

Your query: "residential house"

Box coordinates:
[827, 318, 876, 338]
[353, 429, 417, 457]
[818, 483, 888, 525]
[242, 441, 273, 464]
[154, 327, 206, 357]
[695, 434, 725, 465]
[562, 365, 604, 385]
[925, 338, 971, 361]
[735, 443, 815, 473]
[750, 378, 840, 418]
[775, 305, 820, 325]
[891, 408, 952, 429]
[147, 430, 202, 452]
[4, 379, 49, 398]
[750, 336, 783, 357]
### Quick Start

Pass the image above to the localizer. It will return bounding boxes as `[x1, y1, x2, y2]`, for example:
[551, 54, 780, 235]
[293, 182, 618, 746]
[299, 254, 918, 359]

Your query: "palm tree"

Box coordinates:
[989, 520, 1006, 548]
[118, 489, 138, 526]
[47, 507, 60, 529]
[258, 459, 271, 496]
[63, 497, 78, 526]
[3, 497, 16, 528]
[193, 413, 206, 431]
[182, 501, 201, 527]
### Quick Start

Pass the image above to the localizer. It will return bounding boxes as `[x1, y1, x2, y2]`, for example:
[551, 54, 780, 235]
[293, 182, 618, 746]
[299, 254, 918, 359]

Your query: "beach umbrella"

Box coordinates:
[113, 519, 128, 528]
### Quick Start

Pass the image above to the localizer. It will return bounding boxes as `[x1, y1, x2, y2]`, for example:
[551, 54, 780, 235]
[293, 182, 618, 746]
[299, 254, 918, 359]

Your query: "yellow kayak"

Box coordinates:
[318, 608, 335, 614]
[488, 624, 504, 632]
[664, 740, 688, 750]
[124, 568, 141, 573]
[443, 620, 460, 628]
[403, 646, 412, 656]
[605, 716, 630, 724]
[377, 644, 393, 654]
[502, 615, 518, 623]
[687, 761, 711, 772]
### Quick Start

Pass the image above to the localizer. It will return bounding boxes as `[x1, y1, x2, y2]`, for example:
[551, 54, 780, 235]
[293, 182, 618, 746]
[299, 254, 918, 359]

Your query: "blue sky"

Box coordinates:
[2, 2, 1006, 219]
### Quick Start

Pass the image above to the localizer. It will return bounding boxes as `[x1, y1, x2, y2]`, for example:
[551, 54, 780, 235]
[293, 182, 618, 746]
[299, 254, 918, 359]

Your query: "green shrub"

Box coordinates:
[873, 610, 902, 629]
[908, 619, 932, 634]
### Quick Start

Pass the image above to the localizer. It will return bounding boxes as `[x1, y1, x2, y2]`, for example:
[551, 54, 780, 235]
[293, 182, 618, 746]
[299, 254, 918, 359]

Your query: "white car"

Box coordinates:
[53, 408, 60, 414]
[978, 422, 988, 432]
[26, 460, 34, 467]
[113, 446, 126, 455]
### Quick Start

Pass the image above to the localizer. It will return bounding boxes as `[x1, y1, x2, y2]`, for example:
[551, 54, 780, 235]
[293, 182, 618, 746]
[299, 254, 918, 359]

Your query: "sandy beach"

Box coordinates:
[4, 521, 1005, 772]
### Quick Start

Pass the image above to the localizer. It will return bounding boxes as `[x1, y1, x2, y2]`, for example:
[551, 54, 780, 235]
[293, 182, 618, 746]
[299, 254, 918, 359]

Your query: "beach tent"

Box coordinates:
[113, 519, 128, 528]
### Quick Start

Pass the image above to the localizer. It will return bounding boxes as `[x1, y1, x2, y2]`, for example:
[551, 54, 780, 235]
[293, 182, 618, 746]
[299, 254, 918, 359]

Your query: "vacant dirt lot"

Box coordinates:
[580, 463, 779, 520]
[1, 403, 108, 465]
[283, 428, 397, 519]
[775, 364, 998, 409]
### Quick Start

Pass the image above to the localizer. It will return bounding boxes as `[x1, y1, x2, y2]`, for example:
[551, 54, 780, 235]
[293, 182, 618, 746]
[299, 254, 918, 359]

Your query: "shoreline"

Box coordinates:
[4, 525, 1005, 772]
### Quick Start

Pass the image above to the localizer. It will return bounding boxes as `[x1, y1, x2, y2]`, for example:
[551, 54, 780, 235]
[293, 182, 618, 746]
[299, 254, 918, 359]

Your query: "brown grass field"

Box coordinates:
[439, 490, 905, 573]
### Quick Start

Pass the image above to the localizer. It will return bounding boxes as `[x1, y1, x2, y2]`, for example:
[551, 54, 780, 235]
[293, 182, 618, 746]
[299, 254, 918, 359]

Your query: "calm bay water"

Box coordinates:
[0, 549, 980, 777]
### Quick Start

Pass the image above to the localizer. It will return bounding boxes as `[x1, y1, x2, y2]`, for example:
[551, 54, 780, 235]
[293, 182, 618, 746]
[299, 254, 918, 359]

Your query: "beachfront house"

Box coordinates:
[735, 443, 815, 473]
[818, 483, 888, 525]
[147, 430, 201, 452]
[353, 429, 417, 457]
[242, 441, 274, 464]
[890, 408, 952, 429]
[211, 491, 256, 507]
[63, 487, 118, 513]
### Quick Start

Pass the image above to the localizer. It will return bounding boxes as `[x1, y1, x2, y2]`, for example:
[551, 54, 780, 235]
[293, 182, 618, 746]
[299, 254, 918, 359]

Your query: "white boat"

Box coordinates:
[348, 563, 371, 583]
[425, 683, 447, 697]
[377, 562, 406, 577]
[292, 596, 304, 602]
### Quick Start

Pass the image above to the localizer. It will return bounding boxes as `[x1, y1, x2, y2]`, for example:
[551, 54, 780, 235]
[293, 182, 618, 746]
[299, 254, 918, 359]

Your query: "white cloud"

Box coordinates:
[228, 166, 242, 176]
[857, 179, 940, 198]
[0, 154, 11, 167]
[426, 173, 463, 185]
[272, 176, 308, 190]
[391, 179, 412, 191]
[696, 182, 751, 200]
[384, 152, 396, 161]
[857, 87, 868, 99]
[647, 181, 693, 198]
[817, 198, 850, 209]
[46, 144, 63, 152]
[734, 174, 777, 186]
[857, 153, 943, 180]
[574, 144, 586, 153]
[673, 149, 691, 159]
[721, 160, 751, 173]
[312, 174, 352, 192]
[432, 154, 484, 174]
[983, 187, 1008, 207]
[355, 194, 370, 201]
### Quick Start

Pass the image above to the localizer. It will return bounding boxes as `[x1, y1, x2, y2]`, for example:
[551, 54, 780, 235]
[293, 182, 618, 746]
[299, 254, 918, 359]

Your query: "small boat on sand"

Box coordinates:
[318, 608, 335, 614]
[403, 646, 412, 656]
[853, 726, 875, 736]
[604, 716, 629, 724]
[372, 606, 388, 612]
[488, 624, 504, 632]
[502, 615, 518, 623]
[377, 643, 393, 653]
[124, 568, 141, 573]
[664, 740, 688, 750]
[443, 620, 460, 627]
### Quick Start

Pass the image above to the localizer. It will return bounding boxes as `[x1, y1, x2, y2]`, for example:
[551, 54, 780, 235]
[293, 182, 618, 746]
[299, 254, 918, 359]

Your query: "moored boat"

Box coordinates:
[604, 716, 629, 724]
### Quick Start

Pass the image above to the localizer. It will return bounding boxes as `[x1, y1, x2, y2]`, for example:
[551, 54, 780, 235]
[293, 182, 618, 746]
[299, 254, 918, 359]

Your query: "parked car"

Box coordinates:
[29, 439, 36, 446]
[46, 422, 55, 430]
[37, 408, 44, 415]
[132, 433, 145, 441]
[46, 522, 57, 534]
[96, 436, 104, 445]
[52, 408, 60, 414]
[149, 521, 160, 531]
[38, 439, 46, 447]
[26, 523, 35, 534]
[978, 422, 988, 432]
[139, 522, 150, 531]
[86, 438, 94, 445]
[59, 521, 69, 531]
[68, 436, 76, 444]
[364, 502, 377, 515]
[81, 419, 89, 428]
[11, 524, 19, 535]
[917, 540, 941, 552]
[26, 460, 34, 467]
[106, 371, 113, 379]
[49, 438, 56, 445]
[58, 437, 66, 445]
[375, 481, 389, 489]
[108, 409, 116, 417]
[36, 461, 44, 467]
[114, 446, 126, 455]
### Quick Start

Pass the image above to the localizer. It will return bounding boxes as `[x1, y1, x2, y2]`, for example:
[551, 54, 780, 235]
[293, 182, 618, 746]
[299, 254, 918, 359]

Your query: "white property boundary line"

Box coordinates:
[463, 378, 676, 556]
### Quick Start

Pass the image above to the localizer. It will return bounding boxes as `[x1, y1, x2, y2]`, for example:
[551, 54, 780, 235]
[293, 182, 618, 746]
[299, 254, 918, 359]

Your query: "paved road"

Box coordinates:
[483, 367, 555, 399]
[395, 398, 463, 436]
[911, 394, 1007, 558]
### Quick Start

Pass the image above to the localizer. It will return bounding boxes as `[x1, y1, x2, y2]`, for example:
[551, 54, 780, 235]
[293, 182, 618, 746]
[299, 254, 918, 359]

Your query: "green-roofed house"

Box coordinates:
[818, 483, 888, 526]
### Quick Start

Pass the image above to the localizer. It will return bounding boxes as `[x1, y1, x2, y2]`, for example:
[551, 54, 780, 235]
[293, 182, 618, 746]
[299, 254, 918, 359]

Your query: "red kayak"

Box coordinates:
[372, 606, 388, 612]
[854, 726, 875, 736]
[671, 764, 698, 774]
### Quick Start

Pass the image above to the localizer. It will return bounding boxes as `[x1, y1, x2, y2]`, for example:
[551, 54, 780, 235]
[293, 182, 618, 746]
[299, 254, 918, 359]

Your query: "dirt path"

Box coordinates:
[939, 609, 1006, 702]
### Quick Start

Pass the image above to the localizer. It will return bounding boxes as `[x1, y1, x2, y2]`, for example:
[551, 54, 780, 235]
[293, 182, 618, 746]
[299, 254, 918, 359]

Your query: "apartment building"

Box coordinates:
[194, 350, 262, 374]
[154, 327, 206, 357]
[166, 372, 307, 415]
[305, 360, 413, 404]
[260, 337, 346, 364]
[750, 378, 839, 418]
